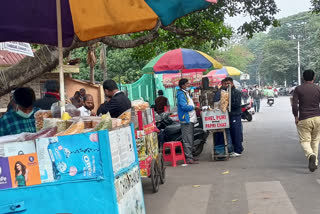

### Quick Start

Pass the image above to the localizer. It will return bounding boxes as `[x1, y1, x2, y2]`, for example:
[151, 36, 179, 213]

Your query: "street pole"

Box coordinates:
[297, 41, 301, 85]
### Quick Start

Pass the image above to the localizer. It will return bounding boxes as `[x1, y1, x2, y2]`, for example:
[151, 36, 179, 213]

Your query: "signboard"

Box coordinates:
[202, 110, 230, 131]
[0, 42, 34, 57]
[240, 73, 250, 81]
[205, 74, 227, 87]
[163, 72, 203, 88]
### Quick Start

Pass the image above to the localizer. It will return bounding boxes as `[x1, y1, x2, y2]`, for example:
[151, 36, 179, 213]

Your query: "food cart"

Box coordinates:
[0, 124, 146, 214]
[134, 108, 166, 193]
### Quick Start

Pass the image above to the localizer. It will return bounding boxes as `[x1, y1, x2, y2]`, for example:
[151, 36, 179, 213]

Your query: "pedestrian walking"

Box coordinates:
[241, 88, 249, 104]
[177, 79, 200, 164]
[292, 70, 320, 172]
[225, 77, 243, 156]
[251, 85, 262, 113]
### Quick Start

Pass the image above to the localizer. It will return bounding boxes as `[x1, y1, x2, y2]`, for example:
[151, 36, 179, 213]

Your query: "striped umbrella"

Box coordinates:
[208, 66, 243, 76]
[142, 48, 223, 74]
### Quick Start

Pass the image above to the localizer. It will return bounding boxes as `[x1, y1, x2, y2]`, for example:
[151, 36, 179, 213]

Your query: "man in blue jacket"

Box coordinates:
[177, 79, 200, 164]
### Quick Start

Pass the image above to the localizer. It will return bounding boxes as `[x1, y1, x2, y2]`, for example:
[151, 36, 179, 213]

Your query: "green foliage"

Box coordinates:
[244, 12, 320, 86]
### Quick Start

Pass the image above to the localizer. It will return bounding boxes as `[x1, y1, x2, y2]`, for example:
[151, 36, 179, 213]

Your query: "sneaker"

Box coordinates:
[193, 158, 199, 161]
[233, 152, 242, 157]
[309, 154, 317, 172]
[186, 160, 199, 164]
[229, 152, 236, 158]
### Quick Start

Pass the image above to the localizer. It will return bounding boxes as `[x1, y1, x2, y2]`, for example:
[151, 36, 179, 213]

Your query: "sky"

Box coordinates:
[226, 0, 312, 29]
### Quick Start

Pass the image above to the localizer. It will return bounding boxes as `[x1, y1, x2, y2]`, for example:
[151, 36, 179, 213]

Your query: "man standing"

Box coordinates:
[225, 77, 243, 156]
[34, 80, 60, 110]
[78, 94, 95, 116]
[0, 88, 39, 136]
[292, 70, 320, 172]
[155, 90, 169, 115]
[79, 88, 86, 101]
[97, 80, 131, 118]
[251, 85, 262, 113]
[177, 79, 200, 164]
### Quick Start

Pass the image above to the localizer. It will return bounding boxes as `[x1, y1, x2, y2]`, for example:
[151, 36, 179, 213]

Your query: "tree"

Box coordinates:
[0, 0, 281, 96]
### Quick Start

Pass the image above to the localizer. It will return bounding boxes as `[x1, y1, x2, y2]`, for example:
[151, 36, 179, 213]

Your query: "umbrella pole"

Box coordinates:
[56, 0, 65, 113]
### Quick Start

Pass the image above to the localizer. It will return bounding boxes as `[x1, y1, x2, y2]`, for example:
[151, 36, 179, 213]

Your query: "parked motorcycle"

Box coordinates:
[156, 113, 209, 157]
[267, 97, 274, 106]
[241, 103, 253, 122]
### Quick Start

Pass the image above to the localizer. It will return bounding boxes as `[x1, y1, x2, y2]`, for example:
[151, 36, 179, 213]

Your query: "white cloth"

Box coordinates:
[182, 89, 197, 123]
[78, 106, 91, 117]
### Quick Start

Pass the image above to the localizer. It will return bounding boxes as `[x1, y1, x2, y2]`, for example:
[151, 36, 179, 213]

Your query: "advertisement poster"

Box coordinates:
[36, 137, 55, 183]
[0, 157, 12, 189]
[202, 110, 230, 131]
[115, 166, 145, 214]
[4, 140, 36, 157]
[109, 127, 136, 175]
[47, 132, 103, 181]
[8, 153, 41, 188]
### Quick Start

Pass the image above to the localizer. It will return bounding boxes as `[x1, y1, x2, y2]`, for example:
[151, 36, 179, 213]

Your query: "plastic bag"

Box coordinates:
[35, 110, 53, 131]
[51, 102, 81, 118]
[118, 109, 131, 126]
[43, 118, 67, 133]
[56, 119, 85, 136]
[93, 113, 112, 131]
[132, 99, 149, 111]
[220, 90, 229, 113]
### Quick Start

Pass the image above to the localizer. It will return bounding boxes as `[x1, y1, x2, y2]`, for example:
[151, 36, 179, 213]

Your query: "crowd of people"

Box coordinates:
[0, 79, 131, 137]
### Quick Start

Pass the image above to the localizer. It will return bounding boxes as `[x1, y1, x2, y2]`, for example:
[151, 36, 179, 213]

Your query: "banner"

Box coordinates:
[0, 42, 34, 57]
[205, 74, 227, 87]
[163, 72, 203, 88]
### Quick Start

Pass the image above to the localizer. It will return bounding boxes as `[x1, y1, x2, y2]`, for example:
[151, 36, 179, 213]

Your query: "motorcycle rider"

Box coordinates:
[177, 79, 200, 164]
[265, 86, 275, 105]
[251, 85, 262, 113]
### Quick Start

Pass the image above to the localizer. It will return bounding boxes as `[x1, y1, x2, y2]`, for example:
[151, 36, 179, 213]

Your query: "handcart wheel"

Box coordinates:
[158, 154, 166, 184]
[151, 159, 160, 193]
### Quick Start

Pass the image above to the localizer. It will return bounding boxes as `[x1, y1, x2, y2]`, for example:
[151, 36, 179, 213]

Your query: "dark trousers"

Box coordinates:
[229, 115, 244, 154]
[181, 123, 194, 161]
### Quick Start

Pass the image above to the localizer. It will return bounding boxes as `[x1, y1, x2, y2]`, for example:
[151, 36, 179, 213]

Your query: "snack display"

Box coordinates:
[118, 110, 131, 125]
[56, 120, 85, 136]
[132, 100, 149, 111]
[93, 113, 112, 131]
[35, 110, 53, 131]
[220, 90, 229, 112]
[43, 118, 67, 133]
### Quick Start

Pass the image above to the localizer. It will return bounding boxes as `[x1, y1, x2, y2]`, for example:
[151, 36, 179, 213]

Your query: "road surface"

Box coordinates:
[143, 97, 320, 214]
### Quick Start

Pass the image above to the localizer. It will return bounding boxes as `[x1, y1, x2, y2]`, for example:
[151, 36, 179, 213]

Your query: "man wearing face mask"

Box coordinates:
[97, 80, 131, 118]
[177, 79, 200, 164]
[0, 87, 39, 136]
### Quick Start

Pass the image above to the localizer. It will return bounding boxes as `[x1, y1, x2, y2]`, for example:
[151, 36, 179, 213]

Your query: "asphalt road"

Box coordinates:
[142, 97, 320, 214]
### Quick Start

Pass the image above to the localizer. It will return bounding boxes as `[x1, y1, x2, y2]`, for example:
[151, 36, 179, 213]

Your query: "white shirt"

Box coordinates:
[78, 106, 91, 117]
[182, 89, 197, 123]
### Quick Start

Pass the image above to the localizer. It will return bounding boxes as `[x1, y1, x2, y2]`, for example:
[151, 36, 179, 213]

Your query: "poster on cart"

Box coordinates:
[109, 126, 136, 175]
[8, 153, 41, 188]
[202, 110, 230, 131]
[115, 166, 146, 214]
[45, 132, 103, 182]
[0, 157, 12, 189]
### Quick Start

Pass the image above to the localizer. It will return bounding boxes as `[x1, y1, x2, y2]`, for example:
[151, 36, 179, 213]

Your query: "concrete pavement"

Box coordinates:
[142, 97, 320, 214]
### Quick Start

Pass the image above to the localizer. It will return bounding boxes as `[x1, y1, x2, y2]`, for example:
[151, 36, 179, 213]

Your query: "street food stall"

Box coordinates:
[0, 110, 146, 213]
[132, 100, 166, 193]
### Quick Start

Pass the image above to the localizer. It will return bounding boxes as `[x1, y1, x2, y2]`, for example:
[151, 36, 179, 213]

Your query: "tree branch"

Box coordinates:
[0, 21, 162, 97]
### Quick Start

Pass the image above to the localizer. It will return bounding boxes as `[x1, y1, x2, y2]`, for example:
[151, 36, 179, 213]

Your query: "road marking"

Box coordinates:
[246, 181, 297, 214]
[166, 185, 211, 214]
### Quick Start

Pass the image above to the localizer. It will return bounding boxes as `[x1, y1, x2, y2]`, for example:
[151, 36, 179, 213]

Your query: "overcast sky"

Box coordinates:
[226, 0, 312, 29]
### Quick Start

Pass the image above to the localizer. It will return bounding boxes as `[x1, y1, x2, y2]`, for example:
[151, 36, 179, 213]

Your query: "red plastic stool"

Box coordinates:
[162, 141, 186, 167]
